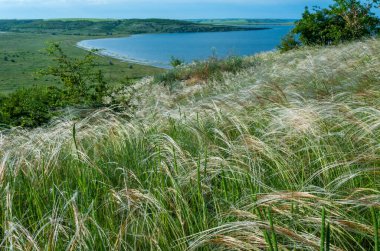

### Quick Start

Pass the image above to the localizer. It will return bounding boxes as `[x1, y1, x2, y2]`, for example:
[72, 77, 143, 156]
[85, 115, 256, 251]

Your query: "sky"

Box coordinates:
[0, 0, 378, 19]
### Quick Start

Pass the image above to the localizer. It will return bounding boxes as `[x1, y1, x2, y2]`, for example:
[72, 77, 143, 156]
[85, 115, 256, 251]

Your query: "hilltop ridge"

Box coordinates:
[0, 19, 268, 36]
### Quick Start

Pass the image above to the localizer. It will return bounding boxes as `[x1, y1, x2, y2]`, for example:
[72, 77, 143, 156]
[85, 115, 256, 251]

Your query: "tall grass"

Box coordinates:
[153, 55, 257, 89]
[1, 38, 380, 250]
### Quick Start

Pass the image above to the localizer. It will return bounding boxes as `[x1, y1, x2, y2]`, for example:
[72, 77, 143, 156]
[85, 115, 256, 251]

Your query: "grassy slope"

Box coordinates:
[0, 38, 379, 250]
[0, 32, 163, 94]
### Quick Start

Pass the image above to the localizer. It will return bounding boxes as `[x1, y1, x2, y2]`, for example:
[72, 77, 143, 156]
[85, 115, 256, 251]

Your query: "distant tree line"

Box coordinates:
[0, 19, 263, 36]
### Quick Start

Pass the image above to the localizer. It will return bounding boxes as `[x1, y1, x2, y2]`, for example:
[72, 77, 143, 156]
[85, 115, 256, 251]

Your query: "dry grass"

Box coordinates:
[0, 38, 379, 250]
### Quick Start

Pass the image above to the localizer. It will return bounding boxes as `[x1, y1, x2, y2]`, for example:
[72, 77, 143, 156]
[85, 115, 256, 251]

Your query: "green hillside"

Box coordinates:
[0, 19, 268, 36]
[0, 38, 379, 250]
[188, 18, 296, 26]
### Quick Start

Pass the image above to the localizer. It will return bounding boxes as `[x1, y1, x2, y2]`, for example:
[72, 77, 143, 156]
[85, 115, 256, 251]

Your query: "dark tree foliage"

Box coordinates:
[279, 0, 380, 51]
[0, 86, 63, 128]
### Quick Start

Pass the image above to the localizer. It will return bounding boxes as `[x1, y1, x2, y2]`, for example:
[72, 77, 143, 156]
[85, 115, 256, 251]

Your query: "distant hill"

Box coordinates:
[187, 18, 297, 26]
[0, 19, 269, 36]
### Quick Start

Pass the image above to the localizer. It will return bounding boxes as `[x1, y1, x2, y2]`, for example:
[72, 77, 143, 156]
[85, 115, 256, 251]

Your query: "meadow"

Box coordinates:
[0, 32, 163, 94]
[0, 37, 379, 250]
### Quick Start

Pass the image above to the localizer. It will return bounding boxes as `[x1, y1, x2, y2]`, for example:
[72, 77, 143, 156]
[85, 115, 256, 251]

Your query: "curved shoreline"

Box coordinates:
[76, 40, 169, 69]
[76, 26, 290, 69]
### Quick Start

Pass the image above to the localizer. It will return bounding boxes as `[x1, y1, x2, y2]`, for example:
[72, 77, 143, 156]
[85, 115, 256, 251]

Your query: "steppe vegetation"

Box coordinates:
[0, 37, 379, 250]
[1, 1, 380, 249]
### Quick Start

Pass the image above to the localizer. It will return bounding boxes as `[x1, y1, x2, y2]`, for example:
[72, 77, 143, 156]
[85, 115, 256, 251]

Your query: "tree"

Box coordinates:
[281, 0, 380, 50]
[39, 43, 108, 104]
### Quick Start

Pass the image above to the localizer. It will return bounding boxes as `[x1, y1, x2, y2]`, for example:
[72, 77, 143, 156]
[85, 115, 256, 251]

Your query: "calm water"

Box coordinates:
[78, 25, 293, 68]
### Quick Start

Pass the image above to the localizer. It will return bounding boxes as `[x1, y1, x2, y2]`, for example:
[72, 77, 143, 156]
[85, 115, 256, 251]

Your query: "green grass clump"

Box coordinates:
[0, 38, 380, 250]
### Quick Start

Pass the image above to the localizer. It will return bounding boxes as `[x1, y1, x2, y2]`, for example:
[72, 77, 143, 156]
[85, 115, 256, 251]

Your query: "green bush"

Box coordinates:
[0, 86, 63, 127]
[278, 33, 301, 52]
[282, 0, 380, 48]
[170, 56, 184, 67]
[39, 43, 108, 105]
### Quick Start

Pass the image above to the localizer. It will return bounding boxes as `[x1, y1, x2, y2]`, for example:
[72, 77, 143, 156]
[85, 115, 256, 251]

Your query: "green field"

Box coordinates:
[0, 32, 163, 94]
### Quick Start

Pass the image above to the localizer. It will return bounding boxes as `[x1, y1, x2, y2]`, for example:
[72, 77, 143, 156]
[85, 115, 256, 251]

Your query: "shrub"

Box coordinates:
[282, 0, 380, 48]
[0, 86, 63, 127]
[170, 56, 184, 67]
[39, 43, 108, 105]
[278, 33, 301, 52]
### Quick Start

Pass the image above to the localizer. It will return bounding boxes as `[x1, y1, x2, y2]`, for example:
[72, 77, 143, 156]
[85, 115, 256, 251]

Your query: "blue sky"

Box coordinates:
[0, 0, 378, 19]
